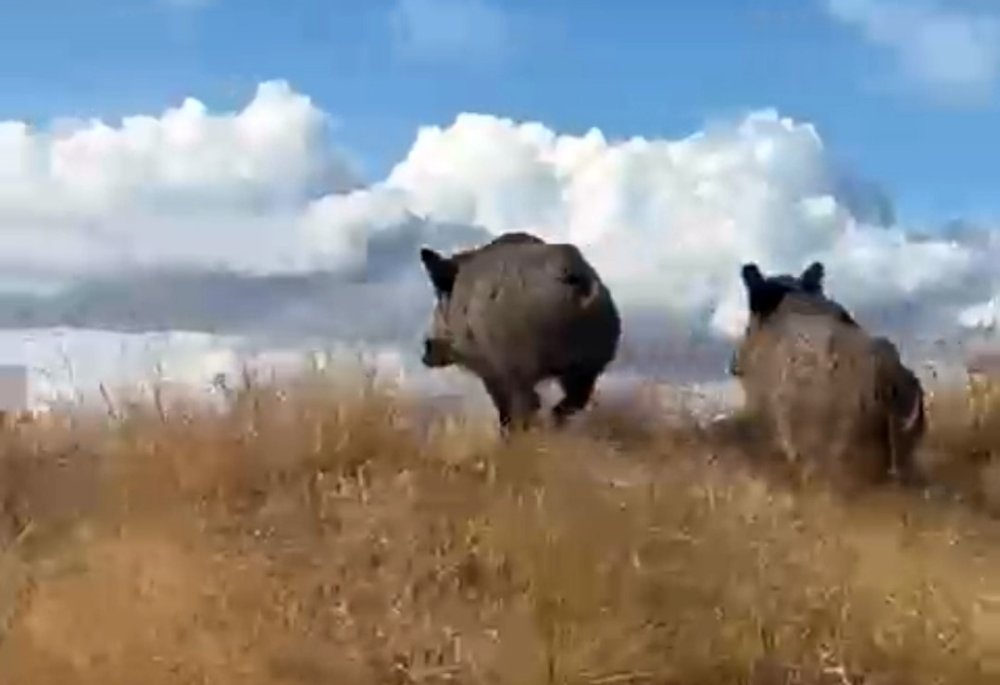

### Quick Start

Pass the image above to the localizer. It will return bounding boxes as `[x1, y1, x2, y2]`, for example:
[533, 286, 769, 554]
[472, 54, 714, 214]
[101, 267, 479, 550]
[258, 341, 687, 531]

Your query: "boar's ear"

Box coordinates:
[420, 247, 458, 295]
[741, 262, 782, 319]
[800, 261, 825, 294]
[740, 263, 764, 292]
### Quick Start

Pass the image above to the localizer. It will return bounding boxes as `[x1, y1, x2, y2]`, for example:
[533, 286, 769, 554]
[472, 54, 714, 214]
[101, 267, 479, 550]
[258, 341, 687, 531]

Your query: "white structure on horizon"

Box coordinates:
[0, 365, 28, 412]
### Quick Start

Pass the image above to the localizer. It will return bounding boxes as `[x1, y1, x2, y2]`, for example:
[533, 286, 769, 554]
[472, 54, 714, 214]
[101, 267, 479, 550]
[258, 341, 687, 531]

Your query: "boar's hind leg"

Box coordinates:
[552, 368, 599, 427]
[481, 376, 513, 431]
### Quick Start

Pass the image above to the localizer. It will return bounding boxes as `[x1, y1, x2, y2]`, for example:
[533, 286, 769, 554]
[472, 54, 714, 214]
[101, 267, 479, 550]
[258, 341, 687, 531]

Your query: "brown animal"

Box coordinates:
[419, 231, 621, 433]
[732, 261, 925, 489]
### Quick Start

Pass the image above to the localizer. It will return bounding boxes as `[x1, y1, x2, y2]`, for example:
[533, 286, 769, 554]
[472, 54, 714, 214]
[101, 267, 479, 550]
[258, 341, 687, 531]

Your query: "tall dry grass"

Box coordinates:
[0, 368, 998, 683]
[920, 371, 1000, 511]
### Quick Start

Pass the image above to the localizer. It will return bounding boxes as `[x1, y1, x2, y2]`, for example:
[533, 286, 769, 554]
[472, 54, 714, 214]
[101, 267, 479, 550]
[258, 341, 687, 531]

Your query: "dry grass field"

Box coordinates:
[0, 367, 999, 684]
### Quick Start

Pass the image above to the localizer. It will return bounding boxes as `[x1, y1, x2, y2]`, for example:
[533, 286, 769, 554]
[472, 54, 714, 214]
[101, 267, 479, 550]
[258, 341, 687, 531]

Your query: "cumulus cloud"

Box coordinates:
[332, 109, 993, 342]
[0, 80, 358, 278]
[0, 79, 995, 391]
[960, 298, 998, 330]
[826, 0, 1000, 103]
[387, 0, 511, 65]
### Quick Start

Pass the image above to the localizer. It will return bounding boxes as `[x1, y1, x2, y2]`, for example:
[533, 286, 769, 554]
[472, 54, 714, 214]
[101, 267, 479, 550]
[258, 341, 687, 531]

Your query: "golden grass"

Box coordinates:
[921, 372, 1000, 511]
[0, 369, 999, 683]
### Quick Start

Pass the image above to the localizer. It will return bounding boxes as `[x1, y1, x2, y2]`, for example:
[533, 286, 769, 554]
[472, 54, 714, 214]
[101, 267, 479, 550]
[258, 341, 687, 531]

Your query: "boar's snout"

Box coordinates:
[422, 338, 453, 368]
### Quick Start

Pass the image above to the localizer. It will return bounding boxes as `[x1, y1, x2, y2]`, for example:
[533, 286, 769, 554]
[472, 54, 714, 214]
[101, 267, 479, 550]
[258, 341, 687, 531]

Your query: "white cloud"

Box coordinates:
[0, 79, 994, 371]
[826, 0, 1000, 102]
[960, 297, 998, 329]
[388, 0, 511, 64]
[335, 109, 992, 339]
[0, 80, 358, 277]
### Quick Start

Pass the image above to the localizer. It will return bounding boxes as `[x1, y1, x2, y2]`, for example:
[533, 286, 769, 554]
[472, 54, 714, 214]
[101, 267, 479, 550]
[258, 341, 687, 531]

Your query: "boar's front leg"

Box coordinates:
[482, 374, 541, 436]
[507, 381, 541, 433]
[481, 375, 512, 432]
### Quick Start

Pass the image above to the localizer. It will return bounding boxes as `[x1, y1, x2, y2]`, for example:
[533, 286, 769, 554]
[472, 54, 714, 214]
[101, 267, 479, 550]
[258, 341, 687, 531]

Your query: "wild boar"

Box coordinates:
[418, 231, 621, 433]
[732, 261, 925, 488]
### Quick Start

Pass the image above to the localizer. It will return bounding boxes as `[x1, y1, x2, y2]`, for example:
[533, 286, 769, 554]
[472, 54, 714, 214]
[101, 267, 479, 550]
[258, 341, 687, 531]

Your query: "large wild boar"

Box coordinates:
[418, 231, 621, 433]
[731, 261, 925, 488]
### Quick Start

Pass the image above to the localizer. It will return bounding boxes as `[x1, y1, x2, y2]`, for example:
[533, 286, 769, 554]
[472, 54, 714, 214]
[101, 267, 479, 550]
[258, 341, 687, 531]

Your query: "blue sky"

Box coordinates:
[0, 0, 998, 224]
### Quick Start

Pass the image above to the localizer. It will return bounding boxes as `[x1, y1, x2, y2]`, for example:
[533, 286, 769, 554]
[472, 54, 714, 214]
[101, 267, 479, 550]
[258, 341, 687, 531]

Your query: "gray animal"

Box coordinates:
[731, 261, 925, 488]
[419, 231, 621, 433]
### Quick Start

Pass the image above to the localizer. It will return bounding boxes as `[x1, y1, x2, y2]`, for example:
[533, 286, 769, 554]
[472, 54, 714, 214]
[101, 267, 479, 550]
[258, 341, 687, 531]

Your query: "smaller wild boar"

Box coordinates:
[419, 232, 621, 433]
[732, 261, 925, 489]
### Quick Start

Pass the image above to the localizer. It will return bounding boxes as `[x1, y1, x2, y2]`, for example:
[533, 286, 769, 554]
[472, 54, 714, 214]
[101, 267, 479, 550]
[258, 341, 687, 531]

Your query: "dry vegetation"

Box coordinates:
[0, 368, 999, 684]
